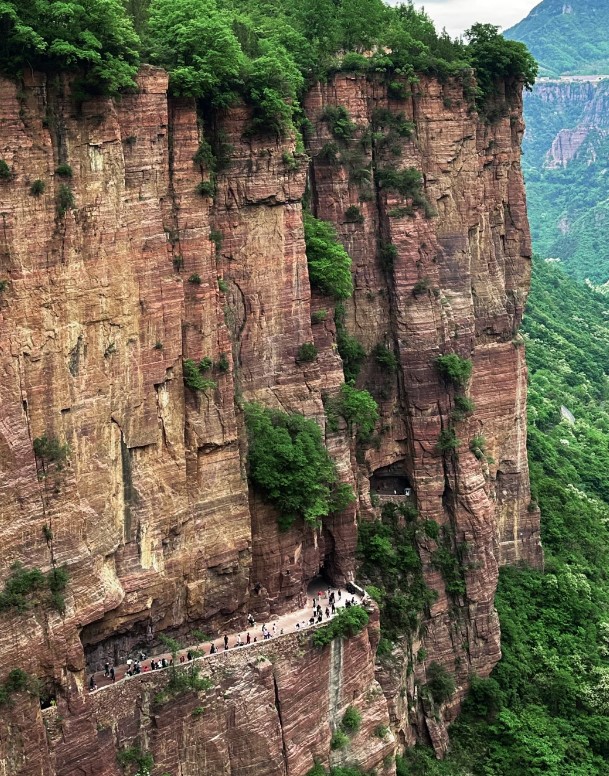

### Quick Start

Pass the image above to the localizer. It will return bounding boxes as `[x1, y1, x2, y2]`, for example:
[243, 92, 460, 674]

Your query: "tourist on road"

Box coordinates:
[224, 634, 229, 650]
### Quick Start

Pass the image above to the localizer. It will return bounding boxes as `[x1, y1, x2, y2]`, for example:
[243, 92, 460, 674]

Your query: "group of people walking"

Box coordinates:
[88, 586, 362, 693]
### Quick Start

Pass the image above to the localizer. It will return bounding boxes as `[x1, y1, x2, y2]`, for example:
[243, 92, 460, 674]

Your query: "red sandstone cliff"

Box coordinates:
[0, 66, 539, 774]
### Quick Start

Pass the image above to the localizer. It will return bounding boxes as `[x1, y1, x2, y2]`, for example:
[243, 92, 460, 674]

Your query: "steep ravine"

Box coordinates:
[0, 67, 540, 775]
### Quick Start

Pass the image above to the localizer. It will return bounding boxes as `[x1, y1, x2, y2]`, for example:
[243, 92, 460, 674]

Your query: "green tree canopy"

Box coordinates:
[244, 403, 354, 527]
[0, 0, 140, 95]
[304, 213, 354, 300]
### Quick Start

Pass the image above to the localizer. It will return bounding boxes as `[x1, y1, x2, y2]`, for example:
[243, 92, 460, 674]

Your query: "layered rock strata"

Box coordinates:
[0, 65, 539, 774]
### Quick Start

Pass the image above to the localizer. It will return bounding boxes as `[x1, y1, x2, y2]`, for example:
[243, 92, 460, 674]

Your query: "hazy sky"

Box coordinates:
[414, 0, 540, 38]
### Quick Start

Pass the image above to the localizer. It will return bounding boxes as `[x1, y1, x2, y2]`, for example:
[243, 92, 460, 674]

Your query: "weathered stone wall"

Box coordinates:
[0, 65, 539, 774]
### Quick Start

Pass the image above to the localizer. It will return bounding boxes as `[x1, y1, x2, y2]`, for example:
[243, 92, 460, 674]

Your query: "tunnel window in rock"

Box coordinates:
[370, 461, 415, 503]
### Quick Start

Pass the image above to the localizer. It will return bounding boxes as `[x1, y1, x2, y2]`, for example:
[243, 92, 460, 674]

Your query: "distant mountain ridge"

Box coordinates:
[506, 0, 609, 77]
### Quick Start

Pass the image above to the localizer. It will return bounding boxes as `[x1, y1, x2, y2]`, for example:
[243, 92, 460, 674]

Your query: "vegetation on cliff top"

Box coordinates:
[404, 259, 609, 774]
[0, 1, 536, 126]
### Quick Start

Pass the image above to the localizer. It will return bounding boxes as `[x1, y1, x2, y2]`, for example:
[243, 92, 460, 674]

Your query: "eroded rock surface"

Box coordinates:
[0, 67, 539, 774]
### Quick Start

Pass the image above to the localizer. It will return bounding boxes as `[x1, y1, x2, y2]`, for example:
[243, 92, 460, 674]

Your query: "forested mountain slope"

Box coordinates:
[505, 0, 609, 77]
[400, 260, 609, 775]
[507, 0, 609, 284]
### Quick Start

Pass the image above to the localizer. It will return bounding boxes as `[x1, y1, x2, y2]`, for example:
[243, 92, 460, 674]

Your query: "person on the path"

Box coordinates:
[331, 603, 336, 614]
[110, 666, 116, 683]
[325, 607, 330, 619]
[104, 661, 110, 677]
[187, 651, 193, 661]
[210, 643, 216, 654]
[89, 676, 97, 692]
[248, 613, 255, 627]
[224, 634, 229, 650]
[338, 589, 342, 600]
[236, 634, 242, 647]
[246, 632, 251, 644]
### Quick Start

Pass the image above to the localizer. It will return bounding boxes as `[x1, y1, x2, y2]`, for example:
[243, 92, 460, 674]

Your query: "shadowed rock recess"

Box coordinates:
[0, 66, 541, 775]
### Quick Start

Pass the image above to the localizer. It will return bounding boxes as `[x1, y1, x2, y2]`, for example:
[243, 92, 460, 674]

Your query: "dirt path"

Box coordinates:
[89, 585, 364, 693]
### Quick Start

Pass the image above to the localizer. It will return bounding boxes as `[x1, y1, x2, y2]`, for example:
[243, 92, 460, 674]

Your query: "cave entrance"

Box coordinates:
[307, 574, 332, 598]
[370, 461, 415, 503]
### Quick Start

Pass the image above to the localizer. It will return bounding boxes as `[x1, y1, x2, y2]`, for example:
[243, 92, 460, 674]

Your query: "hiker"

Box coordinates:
[325, 607, 330, 619]
[210, 643, 216, 654]
[187, 651, 193, 661]
[224, 634, 229, 650]
[248, 613, 255, 627]
[236, 634, 242, 647]
[246, 632, 251, 644]
[89, 676, 97, 692]
[331, 603, 336, 614]
[338, 589, 342, 600]
[104, 661, 110, 677]
[110, 666, 116, 683]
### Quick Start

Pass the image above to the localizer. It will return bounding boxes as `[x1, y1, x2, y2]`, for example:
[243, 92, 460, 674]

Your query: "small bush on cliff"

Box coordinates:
[469, 434, 487, 461]
[244, 403, 354, 527]
[0, 669, 31, 706]
[0, 562, 68, 613]
[436, 428, 459, 454]
[117, 746, 154, 775]
[436, 354, 473, 389]
[425, 661, 456, 706]
[311, 605, 369, 647]
[183, 359, 217, 392]
[341, 705, 362, 733]
[372, 343, 398, 373]
[33, 435, 70, 474]
[55, 164, 72, 178]
[451, 395, 476, 422]
[30, 179, 45, 196]
[344, 205, 364, 224]
[321, 106, 357, 142]
[304, 214, 353, 300]
[56, 185, 75, 217]
[334, 304, 365, 382]
[0, 160, 11, 180]
[297, 343, 318, 363]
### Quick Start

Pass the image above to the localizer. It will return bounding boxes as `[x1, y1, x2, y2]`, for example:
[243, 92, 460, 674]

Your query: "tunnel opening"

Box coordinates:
[370, 461, 415, 501]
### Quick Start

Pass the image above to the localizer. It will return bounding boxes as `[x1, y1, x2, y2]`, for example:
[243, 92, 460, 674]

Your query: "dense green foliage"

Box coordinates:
[509, 3, 609, 284]
[506, 0, 609, 77]
[464, 23, 537, 104]
[357, 501, 435, 644]
[311, 605, 369, 647]
[0, 669, 31, 706]
[304, 214, 353, 300]
[182, 359, 217, 392]
[425, 661, 456, 706]
[0, 0, 140, 97]
[436, 354, 473, 388]
[341, 705, 362, 733]
[244, 403, 354, 527]
[519, 78, 609, 284]
[325, 384, 379, 442]
[0, 0, 535, 128]
[412, 260, 609, 774]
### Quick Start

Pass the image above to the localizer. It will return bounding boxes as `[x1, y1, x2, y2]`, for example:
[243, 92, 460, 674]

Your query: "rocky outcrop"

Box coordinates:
[0, 64, 539, 774]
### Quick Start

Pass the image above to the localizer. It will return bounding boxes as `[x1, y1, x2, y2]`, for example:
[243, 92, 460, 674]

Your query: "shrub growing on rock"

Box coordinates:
[244, 403, 354, 527]
[304, 213, 353, 300]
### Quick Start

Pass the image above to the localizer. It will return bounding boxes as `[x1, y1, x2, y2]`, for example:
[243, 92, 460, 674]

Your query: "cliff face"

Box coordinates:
[0, 66, 539, 774]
